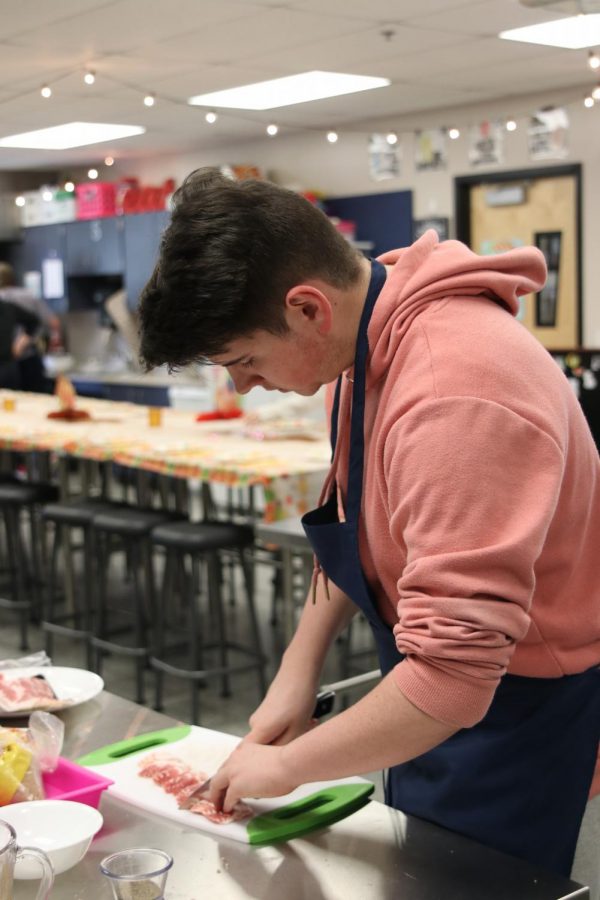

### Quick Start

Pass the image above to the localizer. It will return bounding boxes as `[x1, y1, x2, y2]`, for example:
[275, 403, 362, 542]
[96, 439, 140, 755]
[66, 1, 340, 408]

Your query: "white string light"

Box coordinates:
[584, 94, 595, 108]
[42, 189, 53, 201]
[327, 130, 338, 143]
[84, 70, 96, 85]
[205, 111, 217, 124]
[15, 196, 25, 207]
[40, 85, 52, 98]
[505, 119, 517, 131]
[64, 181, 75, 192]
[143, 93, 155, 107]
[266, 123, 278, 136]
[448, 127, 460, 140]
[592, 84, 600, 101]
[588, 50, 600, 70]
[104, 156, 114, 166]
[386, 132, 398, 145]
[87, 168, 99, 180]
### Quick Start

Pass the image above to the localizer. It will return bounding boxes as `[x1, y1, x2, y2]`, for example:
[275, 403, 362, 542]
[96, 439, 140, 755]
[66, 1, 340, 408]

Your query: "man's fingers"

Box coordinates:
[223, 784, 239, 813]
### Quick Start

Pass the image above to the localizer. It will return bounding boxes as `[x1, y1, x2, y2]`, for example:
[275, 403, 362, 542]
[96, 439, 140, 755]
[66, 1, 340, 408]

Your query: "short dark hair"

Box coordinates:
[138, 168, 362, 371]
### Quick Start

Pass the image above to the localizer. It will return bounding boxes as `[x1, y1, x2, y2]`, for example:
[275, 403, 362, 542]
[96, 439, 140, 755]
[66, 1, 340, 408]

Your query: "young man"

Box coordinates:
[139, 169, 600, 888]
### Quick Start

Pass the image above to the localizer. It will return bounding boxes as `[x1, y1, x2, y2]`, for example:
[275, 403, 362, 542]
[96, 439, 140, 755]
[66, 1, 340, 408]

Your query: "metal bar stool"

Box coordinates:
[0, 479, 59, 649]
[150, 520, 267, 724]
[41, 497, 123, 668]
[90, 506, 181, 704]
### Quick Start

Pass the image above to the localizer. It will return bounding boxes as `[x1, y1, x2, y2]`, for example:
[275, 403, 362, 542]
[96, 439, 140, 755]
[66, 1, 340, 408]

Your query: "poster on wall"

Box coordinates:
[368, 133, 401, 181]
[468, 121, 503, 167]
[528, 107, 569, 160]
[534, 231, 562, 327]
[414, 128, 447, 171]
[413, 217, 450, 242]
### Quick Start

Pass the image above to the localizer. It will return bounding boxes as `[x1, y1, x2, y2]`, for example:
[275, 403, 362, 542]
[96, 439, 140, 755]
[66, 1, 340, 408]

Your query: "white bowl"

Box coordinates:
[0, 799, 103, 878]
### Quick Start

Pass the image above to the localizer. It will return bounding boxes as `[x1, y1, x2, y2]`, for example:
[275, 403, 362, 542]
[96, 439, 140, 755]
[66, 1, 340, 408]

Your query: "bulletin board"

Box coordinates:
[455, 165, 582, 349]
[325, 190, 413, 257]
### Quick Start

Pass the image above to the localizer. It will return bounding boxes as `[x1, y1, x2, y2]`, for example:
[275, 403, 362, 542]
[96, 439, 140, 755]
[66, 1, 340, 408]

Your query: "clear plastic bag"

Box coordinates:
[0, 711, 64, 805]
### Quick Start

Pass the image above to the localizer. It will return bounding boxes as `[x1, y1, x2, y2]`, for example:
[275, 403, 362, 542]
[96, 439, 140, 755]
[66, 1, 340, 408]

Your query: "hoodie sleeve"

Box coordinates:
[384, 395, 564, 728]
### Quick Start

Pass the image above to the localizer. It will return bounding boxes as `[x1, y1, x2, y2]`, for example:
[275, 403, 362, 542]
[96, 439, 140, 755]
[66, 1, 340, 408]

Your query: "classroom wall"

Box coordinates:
[111, 84, 600, 346]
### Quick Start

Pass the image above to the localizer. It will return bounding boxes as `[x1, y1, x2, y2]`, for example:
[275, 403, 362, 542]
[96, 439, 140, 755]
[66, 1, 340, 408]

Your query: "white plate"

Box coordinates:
[0, 666, 104, 717]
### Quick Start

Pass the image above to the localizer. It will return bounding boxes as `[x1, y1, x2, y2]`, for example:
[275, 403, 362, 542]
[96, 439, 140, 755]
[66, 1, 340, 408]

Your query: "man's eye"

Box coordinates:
[241, 358, 254, 369]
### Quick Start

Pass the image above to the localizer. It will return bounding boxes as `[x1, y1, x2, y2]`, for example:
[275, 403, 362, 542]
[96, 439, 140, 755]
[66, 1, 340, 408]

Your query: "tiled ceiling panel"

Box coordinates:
[0, 0, 594, 170]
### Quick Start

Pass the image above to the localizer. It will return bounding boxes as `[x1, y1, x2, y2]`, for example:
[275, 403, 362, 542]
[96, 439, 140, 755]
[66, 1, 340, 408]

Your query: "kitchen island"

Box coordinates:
[13, 690, 589, 899]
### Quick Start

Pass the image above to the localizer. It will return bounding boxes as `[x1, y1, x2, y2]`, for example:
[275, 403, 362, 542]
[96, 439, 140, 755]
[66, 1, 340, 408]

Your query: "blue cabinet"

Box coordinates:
[123, 211, 169, 310]
[12, 224, 67, 281]
[65, 218, 124, 275]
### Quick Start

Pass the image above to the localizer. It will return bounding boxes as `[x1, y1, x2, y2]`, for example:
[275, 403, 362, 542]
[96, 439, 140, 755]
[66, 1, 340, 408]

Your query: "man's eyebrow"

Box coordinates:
[210, 355, 246, 367]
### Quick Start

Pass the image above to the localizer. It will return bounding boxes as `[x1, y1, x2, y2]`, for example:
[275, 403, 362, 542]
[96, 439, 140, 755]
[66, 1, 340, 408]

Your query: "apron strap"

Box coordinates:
[342, 259, 387, 522]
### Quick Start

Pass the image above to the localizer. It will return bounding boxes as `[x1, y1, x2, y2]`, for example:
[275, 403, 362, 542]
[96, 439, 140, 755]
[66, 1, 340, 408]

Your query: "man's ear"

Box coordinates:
[285, 284, 333, 334]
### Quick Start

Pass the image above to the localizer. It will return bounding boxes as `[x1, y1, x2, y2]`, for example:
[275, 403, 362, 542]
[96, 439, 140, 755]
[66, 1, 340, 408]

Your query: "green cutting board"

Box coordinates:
[79, 725, 374, 845]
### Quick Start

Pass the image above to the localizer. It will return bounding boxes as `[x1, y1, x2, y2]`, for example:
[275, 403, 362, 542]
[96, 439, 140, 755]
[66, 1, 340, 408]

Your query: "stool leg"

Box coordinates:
[94, 531, 109, 676]
[240, 548, 267, 697]
[83, 526, 95, 671]
[28, 505, 45, 622]
[186, 552, 201, 725]
[130, 541, 146, 705]
[154, 551, 174, 713]
[5, 507, 29, 651]
[208, 552, 230, 698]
[44, 522, 62, 658]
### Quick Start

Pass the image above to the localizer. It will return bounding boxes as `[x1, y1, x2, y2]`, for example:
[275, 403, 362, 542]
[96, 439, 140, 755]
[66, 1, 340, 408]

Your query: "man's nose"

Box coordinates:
[229, 369, 260, 394]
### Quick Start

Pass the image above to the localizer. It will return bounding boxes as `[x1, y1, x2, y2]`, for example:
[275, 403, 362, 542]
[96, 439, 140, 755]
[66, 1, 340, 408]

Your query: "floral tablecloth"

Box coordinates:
[0, 391, 331, 522]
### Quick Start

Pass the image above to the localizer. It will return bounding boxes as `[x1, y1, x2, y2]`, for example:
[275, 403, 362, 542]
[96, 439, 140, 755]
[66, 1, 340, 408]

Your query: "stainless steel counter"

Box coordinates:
[14, 692, 589, 899]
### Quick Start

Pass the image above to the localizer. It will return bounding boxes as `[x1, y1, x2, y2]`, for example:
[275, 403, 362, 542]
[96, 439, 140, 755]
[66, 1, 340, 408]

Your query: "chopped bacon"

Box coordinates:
[138, 752, 253, 824]
[0, 673, 64, 713]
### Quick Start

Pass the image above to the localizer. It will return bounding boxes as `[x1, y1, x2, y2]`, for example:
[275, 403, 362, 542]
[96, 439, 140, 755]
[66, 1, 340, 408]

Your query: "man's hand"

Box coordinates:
[12, 333, 32, 359]
[244, 656, 320, 746]
[206, 742, 299, 812]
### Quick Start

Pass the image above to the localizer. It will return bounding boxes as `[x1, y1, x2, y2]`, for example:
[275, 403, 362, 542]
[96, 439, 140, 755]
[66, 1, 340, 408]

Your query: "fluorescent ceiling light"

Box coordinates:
[0, 121, 146, 150]
[499, 14, 600, 49]
[188, 71, 390, 110]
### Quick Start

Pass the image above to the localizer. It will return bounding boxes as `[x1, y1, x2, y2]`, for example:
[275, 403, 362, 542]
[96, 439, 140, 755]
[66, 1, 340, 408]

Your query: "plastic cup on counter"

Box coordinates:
[147, 406, 162, 428]
[100, 848, 173, 899]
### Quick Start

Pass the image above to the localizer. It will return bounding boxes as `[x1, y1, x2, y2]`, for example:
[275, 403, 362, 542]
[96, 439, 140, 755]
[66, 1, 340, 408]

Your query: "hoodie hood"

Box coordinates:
[368, 230, 547, 386]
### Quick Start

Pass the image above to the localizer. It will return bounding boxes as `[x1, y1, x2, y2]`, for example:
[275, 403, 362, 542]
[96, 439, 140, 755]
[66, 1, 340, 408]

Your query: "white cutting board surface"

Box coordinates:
[82, 724, 368, 844]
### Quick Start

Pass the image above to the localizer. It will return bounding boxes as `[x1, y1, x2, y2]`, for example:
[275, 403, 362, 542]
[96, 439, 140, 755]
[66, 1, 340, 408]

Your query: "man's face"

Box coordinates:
[210, 327, 331, 396]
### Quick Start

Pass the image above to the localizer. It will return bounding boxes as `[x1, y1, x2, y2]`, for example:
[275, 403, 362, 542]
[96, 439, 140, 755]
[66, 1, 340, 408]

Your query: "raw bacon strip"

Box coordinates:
[185, 796, 253, 824]
[0, 673, 66, 713]
[138, 752, 253, 824]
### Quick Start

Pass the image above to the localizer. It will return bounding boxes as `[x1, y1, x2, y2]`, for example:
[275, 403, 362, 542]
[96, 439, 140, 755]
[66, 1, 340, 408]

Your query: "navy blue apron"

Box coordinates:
[302, 259, 600, 876]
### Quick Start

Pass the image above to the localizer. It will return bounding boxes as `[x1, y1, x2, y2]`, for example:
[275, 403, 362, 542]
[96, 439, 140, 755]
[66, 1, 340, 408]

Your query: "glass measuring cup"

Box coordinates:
[0, 819, 54, 899]
[100, 848, 173, 900]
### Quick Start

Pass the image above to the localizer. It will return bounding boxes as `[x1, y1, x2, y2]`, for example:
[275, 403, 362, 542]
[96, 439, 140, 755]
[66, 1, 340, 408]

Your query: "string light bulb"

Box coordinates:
[505, 119, 517, 132]
[205, 111, 217, 124]
[584, 94, 595, 108]
[448, 127, 460, 140]
[386, 132, 398, 145]
[15, 196, 25, 207]
[41, 85, 52, 98]
[104, 156, 114, 166]
[42, 189, 53, 201]
[143, 93, 155, 107]
[592, 84, 600, 101]
[87, 168, 98, 180]
[266, 123, 278, 136]
[327, 130, 339, 143]
[64, 181, 75, 192]
[84, 70, 95, 85]
[588, 50, 600, 70]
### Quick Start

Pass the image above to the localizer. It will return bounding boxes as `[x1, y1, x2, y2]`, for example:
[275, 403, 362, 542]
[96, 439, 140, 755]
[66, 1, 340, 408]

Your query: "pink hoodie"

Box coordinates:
[329, 231, 600, 791]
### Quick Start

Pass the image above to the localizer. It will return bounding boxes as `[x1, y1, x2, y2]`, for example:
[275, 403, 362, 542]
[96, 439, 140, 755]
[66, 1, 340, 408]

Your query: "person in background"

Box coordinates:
[0, 262, 61, 392]
[0, 299, 40, 389]
[137, 169, 600, 896]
